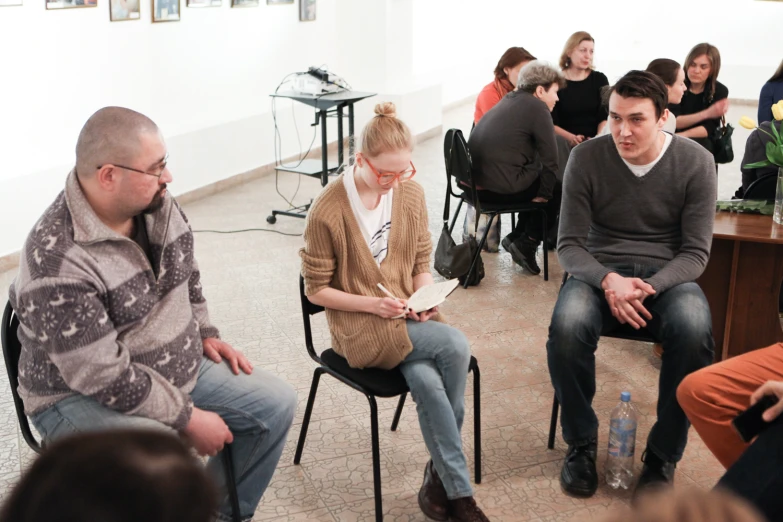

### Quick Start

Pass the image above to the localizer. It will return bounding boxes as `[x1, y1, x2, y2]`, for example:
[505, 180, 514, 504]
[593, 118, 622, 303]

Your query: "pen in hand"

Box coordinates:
[376, 283, 411, 316]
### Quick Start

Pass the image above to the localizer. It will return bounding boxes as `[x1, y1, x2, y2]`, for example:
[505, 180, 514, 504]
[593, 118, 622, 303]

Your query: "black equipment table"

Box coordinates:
[267, 90, 376, 223]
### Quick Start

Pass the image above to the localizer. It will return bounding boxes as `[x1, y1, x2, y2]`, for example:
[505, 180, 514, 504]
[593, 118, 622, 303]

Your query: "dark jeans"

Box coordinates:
[717, 415, 783, 522]
[477, 178, 556, 243]
[546, 264, 714, 462]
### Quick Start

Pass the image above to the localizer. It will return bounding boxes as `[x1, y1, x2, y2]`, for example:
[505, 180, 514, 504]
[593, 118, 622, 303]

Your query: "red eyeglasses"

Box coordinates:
[364, 158, 416, 187]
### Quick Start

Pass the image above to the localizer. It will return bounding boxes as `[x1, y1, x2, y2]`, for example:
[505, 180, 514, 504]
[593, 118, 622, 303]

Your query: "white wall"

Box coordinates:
[1, 0, 778, 258]
[412, 0, 781, 106]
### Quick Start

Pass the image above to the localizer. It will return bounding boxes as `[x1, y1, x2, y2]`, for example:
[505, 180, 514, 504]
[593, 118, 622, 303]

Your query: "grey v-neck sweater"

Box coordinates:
[557, 134, 717, 293]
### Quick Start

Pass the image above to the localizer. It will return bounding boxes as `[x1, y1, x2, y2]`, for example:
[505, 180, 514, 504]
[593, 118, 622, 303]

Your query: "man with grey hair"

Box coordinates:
[9, 107, 297, 522]
[468, 60, 565, 275]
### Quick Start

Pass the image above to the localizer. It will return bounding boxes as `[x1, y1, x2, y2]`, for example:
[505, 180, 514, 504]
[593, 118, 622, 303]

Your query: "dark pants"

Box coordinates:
[546, 264, 714, 461]
[717, 415, 783, 522]
[477, 178, 555, 243]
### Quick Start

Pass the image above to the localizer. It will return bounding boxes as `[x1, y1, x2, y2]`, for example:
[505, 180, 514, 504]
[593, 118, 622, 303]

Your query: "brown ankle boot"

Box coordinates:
[450, 496, 490, 522]
[418, 460, 449, 521]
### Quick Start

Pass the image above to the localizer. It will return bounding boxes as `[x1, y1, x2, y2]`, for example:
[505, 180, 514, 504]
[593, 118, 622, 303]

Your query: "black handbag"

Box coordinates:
[433, 130, 485, 286]
[711, 116, 734, 164]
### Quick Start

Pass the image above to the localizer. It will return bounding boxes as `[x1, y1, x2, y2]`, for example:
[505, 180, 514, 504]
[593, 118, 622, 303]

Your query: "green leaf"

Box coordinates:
[770, 120, 781, 144]
[767, 142, 783, 167]
[744, 159, 773, 169]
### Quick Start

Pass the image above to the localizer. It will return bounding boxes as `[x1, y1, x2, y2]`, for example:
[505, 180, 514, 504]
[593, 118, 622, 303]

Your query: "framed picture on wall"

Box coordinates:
[267, 0, 292, 3]
[46, 0, 96, 9]
[0, 0, 23, 7]
[152, 0, 179, 21]
[231, 0, 257, 6]
[188, 0, 220, 6]
[110, 0, 140, 20]
[298, 0, 313, 20]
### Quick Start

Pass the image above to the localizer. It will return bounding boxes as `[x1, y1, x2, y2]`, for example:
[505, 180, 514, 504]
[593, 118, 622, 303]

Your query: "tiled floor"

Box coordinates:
[0, 101, 755, 521]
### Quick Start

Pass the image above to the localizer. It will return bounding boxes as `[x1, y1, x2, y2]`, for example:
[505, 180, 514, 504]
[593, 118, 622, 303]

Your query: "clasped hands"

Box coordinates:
[601, 272, 656, 329]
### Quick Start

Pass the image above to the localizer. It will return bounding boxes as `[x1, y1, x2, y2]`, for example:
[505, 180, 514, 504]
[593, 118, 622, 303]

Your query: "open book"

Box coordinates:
[394, 279, 460, 318]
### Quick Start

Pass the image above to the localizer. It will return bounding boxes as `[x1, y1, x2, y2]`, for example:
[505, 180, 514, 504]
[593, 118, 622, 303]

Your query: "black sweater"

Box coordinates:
[551, 70, 609, 138]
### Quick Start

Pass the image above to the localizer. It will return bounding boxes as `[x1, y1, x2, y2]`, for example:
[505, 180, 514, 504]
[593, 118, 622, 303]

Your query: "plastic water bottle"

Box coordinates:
[606, 391, 637, 489]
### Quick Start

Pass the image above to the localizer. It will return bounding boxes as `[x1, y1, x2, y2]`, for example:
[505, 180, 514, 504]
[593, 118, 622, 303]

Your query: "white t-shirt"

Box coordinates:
[621, 131, 673, 177]
[343, 165, 393, 265]
[599, 113, 677, 136]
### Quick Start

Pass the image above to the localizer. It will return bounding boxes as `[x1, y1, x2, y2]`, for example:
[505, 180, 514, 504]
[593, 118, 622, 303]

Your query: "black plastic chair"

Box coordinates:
[743, 172, 778, 201]
[443, 128, 550, 283]
[1, 301, 242, 522]
[546, 273, 660, 449]
[294, 276, 481, 522]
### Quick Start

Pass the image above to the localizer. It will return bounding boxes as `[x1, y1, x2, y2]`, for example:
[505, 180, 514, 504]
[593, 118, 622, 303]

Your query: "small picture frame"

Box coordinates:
[266, 0, 291, 3]
[0, 0, 23, 7]
[152, 0, 179, 21]
[110, 0, 140, 20]
[187, 0, 220, 6]
[46, 0, 96, 9]
[298, 0, 313, 20]
[231, 0, 257, 6]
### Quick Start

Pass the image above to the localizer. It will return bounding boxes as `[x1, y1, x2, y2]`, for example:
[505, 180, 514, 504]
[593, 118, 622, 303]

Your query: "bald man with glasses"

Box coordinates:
[9, 107, 297, 522]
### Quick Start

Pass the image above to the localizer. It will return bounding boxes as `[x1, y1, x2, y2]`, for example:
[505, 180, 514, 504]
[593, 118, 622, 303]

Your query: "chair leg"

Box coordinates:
[448, 198, 465, 235]
[541, 210, 549, 282]
[511, 212, 516, 231]
[367, 395, 384, 522]
[470, 358, 481, 484]
[294, 368, 323, 464]
[391, 393, 407, 431]
[547, 394, 559, 450]
[464, 213, 494, 289]
[221, 444, 242, 522]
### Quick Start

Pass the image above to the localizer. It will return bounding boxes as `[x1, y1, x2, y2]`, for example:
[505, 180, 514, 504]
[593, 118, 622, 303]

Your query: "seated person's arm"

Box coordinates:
[301, 211, 405, 319]
[16, 277, 194, 430]
[645, 155, 717, 295]
[556, 148, 614, 288]
[677, 126, 709, 139]
[533, 111, 560, 201]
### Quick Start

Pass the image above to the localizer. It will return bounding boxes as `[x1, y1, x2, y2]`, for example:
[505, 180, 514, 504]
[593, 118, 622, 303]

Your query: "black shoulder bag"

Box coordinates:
[712, 115, 734, 164]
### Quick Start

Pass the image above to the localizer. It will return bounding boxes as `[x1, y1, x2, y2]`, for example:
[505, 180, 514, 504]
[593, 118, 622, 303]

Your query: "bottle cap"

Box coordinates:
[621, 391, 631, 402]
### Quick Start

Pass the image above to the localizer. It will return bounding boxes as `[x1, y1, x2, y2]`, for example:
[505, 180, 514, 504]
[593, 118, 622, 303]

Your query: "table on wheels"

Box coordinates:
[697, 212, 783, 361]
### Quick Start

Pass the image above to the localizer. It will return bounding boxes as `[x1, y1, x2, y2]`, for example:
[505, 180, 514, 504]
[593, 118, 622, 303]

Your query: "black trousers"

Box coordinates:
[477, 179, 558, 243]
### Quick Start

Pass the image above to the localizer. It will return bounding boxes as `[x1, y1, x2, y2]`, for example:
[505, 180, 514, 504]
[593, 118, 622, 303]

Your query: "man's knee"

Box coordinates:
[547, 283, 601, 362]
[269, 377, 297, 427]
[676, 369, 709, 416]
[661, 284, 713, 343]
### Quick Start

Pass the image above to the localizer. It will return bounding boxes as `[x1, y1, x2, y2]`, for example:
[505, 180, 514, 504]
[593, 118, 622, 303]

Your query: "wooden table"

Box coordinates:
[697, 212, 783, 361]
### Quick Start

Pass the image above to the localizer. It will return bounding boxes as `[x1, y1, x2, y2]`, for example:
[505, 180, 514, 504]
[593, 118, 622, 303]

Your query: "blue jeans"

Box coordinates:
[31, 358, 297, 522]
[546, 264, 714, 462]
[401, 320, 473, 499]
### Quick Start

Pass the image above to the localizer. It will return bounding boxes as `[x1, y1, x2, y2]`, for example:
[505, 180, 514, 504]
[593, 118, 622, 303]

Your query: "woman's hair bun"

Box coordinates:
[374, 102, 397, 118]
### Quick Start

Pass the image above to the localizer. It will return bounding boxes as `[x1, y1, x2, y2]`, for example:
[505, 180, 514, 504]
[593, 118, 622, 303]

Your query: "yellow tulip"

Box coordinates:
[773, 103, 783, 121]
[739, 116, 757, 129]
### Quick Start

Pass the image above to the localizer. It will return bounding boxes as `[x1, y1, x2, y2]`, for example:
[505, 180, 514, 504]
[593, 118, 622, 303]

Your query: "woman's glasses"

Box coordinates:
[364, 158, 416, 186]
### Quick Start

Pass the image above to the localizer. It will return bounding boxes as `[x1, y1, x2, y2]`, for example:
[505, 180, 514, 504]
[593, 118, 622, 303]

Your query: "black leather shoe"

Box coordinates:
[417, 460, 449, 521]
[560, 439, 598, 497]
[509, 238, 541, 275]
[632, 450, 675, 502]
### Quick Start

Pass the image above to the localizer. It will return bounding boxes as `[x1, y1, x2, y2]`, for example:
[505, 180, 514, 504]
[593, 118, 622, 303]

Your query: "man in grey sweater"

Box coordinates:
[10, 107, 296, 522]
[546, 71, 716, 499]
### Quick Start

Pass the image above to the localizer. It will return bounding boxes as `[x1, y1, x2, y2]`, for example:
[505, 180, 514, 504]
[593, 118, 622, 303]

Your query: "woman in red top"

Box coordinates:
[474, 47, 536, 124]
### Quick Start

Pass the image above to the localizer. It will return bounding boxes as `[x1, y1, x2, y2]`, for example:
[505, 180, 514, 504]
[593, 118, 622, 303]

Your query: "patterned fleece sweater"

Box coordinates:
[9, 171, 219, 430]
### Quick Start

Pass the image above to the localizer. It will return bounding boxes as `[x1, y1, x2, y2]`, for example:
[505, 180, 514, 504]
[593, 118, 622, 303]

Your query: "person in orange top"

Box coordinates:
[474, 47, 536, 124]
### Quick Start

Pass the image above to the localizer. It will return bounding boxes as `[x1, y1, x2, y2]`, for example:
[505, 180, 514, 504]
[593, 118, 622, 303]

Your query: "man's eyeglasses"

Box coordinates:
[97, 155, 169, 179]
[364, 158, 416, 186]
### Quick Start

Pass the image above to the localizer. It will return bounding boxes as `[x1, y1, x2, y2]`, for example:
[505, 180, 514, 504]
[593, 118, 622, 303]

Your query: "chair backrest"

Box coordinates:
[443, 128, 481, 217]
[1, 301, 43, 453]
[298, 275, 325, 364]
[743, 173, 777, 201]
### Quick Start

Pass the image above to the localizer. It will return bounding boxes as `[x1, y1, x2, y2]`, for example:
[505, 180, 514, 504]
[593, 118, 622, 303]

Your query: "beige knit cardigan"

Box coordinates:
[300, 174, 442, 369]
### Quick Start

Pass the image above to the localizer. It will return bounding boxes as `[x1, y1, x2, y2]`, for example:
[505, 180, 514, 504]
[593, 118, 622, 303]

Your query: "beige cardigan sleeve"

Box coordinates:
[412, 190, 432, 277]
[300, 210, 338, 297]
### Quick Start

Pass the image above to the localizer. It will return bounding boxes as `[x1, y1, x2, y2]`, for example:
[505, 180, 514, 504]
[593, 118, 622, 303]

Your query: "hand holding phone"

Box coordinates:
[732, 394, 779, 443]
